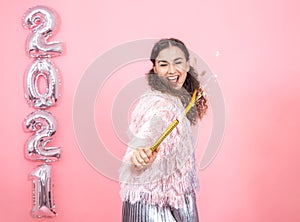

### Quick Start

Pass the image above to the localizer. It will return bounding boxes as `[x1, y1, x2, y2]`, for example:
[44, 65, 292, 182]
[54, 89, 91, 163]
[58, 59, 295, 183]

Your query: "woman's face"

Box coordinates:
[153, 46, 190, 90]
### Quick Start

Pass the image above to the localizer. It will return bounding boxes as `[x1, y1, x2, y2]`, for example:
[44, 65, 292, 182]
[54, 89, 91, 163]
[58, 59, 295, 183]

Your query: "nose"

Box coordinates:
[168, 63, 176, 74]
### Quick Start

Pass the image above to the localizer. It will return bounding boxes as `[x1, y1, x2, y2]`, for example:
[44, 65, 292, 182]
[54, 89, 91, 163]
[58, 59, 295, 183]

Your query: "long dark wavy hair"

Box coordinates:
[147, 38, 208, 124]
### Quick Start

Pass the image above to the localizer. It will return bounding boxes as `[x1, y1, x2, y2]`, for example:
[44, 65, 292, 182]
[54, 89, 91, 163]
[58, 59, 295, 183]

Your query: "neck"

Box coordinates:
[147, 73, 198, 125]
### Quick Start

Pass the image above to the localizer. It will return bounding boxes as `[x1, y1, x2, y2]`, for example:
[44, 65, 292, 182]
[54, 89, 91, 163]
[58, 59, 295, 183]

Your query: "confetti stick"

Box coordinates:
[150, 90, 198, 152]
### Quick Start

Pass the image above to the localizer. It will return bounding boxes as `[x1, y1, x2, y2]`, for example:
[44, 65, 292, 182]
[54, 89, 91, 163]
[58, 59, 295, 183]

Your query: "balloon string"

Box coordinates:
[150, 90, 198, 152]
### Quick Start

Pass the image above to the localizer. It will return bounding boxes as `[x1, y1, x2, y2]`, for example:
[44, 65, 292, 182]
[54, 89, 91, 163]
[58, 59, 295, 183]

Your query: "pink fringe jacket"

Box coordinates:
[119, 90, 199, 209]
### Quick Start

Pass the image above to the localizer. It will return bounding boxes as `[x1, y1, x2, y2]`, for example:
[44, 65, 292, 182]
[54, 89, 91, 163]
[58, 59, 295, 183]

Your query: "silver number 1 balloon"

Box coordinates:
[30, 164, 57, 218]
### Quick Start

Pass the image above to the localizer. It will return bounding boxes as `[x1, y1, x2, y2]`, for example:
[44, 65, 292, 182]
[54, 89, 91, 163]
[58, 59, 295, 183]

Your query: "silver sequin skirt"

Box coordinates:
[122, 191, 199, 222]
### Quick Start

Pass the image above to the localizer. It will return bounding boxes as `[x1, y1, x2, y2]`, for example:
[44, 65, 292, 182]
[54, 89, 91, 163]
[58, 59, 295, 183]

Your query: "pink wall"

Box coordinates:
[1, 0, 299, 221]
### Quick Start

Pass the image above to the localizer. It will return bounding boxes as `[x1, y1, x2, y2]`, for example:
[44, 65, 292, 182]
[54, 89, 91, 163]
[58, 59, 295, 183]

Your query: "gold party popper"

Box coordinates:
[150, 90, 198, 152]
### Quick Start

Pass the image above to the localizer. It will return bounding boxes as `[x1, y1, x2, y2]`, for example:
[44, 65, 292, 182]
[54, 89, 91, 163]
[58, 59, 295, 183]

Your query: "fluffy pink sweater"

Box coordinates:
[119, 90, 199, 209]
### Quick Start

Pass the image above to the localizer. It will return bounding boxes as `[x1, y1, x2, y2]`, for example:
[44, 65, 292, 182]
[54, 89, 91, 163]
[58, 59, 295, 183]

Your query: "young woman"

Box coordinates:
[119, 38, 208, 222]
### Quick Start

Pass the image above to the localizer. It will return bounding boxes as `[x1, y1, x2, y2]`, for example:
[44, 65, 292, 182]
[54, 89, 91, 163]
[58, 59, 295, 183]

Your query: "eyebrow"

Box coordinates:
[157, 57, 183, 63]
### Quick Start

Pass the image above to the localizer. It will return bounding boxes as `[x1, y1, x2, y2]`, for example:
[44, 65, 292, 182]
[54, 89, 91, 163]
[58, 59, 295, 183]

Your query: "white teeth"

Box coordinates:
[167, 76, 178, 82]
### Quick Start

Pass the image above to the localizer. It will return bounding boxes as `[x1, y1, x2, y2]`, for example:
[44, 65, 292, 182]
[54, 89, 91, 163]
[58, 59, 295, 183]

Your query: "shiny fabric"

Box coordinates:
[122, 191, 199, 222]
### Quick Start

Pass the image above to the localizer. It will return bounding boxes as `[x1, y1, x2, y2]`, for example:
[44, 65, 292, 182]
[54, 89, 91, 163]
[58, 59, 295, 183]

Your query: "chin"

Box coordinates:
[173, 85, 182, 90]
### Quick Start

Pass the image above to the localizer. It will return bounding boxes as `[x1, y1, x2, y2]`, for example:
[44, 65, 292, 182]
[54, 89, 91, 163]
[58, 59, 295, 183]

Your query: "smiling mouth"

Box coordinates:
[167, 75, 179, 83]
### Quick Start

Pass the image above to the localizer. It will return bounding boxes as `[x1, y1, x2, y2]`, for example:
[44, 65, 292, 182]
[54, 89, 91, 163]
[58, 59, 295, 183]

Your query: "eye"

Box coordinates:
[159, 63, 168, 67]
[175, 61, 182, 65]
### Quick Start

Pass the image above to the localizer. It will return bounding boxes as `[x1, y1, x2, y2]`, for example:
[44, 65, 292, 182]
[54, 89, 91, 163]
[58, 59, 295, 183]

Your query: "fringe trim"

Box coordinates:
[120, 167, 199, 209]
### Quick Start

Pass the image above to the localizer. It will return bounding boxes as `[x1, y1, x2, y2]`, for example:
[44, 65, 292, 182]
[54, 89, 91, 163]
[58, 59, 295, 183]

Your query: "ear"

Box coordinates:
[186, 61, 190, 72]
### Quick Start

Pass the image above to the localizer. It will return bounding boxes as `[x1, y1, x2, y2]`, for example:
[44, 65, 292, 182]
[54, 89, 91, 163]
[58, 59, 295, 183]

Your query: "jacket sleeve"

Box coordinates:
[122, 94, 179, 165]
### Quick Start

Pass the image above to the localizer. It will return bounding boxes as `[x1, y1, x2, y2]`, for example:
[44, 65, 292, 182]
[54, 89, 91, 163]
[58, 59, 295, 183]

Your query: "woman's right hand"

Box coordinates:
[131, 147, 159, 169]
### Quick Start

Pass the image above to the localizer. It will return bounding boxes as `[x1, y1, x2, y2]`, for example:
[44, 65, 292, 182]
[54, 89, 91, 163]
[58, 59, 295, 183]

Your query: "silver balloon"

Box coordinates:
[24, 59, 59, 109]
[24, 110, 61, 162]
[30, 164, 57, 218]
[23, 5, 63, 58]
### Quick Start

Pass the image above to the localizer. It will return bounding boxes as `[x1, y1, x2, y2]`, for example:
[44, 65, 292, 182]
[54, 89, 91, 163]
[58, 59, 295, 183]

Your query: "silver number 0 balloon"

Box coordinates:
[24, 59, 59, 109]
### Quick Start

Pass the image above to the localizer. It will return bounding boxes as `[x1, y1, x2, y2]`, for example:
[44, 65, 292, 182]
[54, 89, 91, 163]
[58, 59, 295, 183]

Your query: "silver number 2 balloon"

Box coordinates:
[23, 5, 63, 58]
[24, 110, 61, 162]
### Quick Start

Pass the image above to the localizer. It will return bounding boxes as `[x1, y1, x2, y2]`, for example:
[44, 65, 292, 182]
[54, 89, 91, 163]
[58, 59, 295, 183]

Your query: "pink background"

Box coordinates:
[1, 0, 300, 221]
